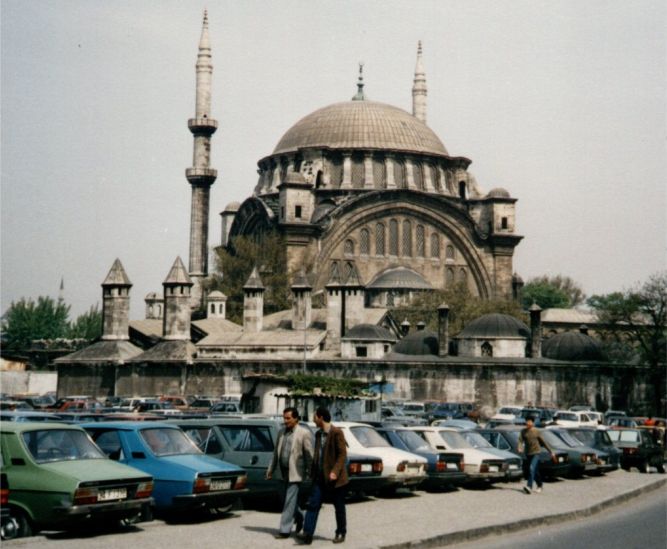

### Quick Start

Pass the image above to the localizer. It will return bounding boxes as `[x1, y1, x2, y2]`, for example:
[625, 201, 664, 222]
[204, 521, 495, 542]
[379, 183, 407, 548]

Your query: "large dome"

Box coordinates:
[272, 100, 449, 157]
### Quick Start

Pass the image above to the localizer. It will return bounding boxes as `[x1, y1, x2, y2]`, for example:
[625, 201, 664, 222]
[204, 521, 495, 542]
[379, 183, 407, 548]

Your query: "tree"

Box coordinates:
[588, 271, 667, 414]
[1, 296, 70, 350]
[521, 274, 585, 309]
[208, 232, 292, 323]
[68, 305, 102, 340]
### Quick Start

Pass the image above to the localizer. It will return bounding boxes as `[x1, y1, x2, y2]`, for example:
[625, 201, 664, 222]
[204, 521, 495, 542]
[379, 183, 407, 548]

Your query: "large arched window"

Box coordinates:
[375, 223, 385, 255]
[446, 245, 455, 261]
[360, 228, 370, 255]
[402, 220, 412, 256]
[416, 225, 425, 257]
[459, 268, 468, 284]
[446, 267, 455, 286]
[389, 219, 399, 255]
[344, 239, 354, 256]
[430, 234, 440, 258]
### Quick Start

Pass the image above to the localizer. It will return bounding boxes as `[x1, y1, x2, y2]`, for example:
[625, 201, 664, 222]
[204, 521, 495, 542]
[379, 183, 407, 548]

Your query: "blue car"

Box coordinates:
[83, 422, 247, 515]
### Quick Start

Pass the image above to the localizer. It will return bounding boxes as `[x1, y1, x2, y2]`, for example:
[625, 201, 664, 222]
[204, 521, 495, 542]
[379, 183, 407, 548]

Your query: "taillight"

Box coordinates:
[479, 463, 489, 473]
[348, 463, 361, 475]
[0, 487, 9, 506]
[397, 461, 406, 472]
[73, 487, 98, 505]
[233, 474, 247, 490]
[372, 461, 383, 473]
[135, 481, 153, 499]
[193, 476, 211, 494]
[623, 448, 637, 455]
[460, 459, 464, 471]
[435, 460, 446, 472]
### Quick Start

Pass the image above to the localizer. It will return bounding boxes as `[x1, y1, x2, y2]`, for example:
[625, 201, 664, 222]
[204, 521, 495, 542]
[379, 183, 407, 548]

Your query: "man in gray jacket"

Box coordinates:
[266, 407, 314, 538]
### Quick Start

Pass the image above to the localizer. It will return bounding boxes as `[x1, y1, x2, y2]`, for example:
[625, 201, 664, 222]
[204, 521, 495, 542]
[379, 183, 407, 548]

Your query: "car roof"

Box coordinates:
[0, 421, 83, 433]
[81, 421, 181, 430]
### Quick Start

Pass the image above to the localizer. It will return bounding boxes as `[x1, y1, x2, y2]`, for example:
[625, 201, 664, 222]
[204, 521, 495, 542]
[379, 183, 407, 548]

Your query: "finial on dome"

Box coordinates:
[203, 9, 209, 26]
[352, 62, 366, 101]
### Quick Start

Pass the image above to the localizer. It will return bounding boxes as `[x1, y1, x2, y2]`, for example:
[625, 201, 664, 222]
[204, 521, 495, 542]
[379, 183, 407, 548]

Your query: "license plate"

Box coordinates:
[508, 464, 518, 470]
[360, 464, 372, 472]
[446, 462, 458, 470]
[210, 479, 232, 491]
[98, 488, 127, 501]
[488, 466, 499, 472]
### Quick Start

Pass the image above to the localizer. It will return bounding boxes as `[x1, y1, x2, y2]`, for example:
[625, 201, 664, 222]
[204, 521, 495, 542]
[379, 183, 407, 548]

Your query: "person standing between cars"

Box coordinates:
[266, 407, 314, 539]
[518, 415, 553, 494]
[298, 407, 349, 545]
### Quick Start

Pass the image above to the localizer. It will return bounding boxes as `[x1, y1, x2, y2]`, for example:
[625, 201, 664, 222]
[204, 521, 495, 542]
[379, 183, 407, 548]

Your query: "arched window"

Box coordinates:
[459, 180, 467, 199]
[389, 219, 399, 255]
[459, 268, 467, 284]
[481, 341, 493, 357]
[375, 223, 385, 255]
[416, 225, 425, 257]
[344, 239, 354, 256]
[210, 304, 215, 314]
[402, 220, 412, 256]
[446, 268, 455, 286]
[446, 245, 455, 261]
[344, 262, 355, 280]
[413, 162, 423, 189]
[394, 160, 406, 189]
[360, 228, 370, 255]
[430, 234, 440, 258]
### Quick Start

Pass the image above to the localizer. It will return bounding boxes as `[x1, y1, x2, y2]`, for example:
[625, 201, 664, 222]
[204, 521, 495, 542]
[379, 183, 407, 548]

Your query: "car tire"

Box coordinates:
[13, 509, 32, 538]
[657, 462, 666, 474]
[639, 460, 650, 474]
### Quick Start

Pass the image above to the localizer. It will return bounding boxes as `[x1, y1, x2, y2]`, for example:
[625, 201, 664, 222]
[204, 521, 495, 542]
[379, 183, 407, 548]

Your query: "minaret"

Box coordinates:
[186, 10, 218, 310]
[412, 41, 427, 123]
[101, 259, 132, 341]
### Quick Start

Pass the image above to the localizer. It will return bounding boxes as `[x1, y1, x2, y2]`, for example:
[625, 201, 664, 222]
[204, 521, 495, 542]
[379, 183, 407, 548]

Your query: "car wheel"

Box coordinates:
[639, 460, 650, 474]
[657, 462, 666, 474]
[13, 509, 32, 538]
[1, 516, 19, 540]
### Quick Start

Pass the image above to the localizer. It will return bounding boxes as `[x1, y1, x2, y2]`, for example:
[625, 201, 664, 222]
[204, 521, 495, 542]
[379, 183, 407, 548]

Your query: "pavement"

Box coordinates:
[5, 470, 667, 549]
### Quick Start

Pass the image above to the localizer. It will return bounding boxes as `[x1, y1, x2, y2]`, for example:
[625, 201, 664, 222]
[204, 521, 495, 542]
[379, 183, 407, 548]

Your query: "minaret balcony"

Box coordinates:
[186, 167, 218, 185]
[188, 117, 218, 135]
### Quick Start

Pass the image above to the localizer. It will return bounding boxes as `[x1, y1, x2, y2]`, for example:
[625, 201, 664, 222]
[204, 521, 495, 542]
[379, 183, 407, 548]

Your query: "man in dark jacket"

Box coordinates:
[298, 407, 349, 545]
[518, 415, 553, 494]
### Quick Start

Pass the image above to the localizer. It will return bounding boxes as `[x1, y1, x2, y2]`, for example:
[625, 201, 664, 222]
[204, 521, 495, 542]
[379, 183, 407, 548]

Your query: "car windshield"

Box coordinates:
[349, 426, 391, 448]
[395, 430, 432, 452]
[554, 430, 584, 447]
[556, 413, 578, 422]
[22, 429, 107, 463]
[614, 430, 640, 443]
[462, 431, 494, 449]
[140, 428, 202, 456]
[570, 430, 595, 446]
[436, 430, 470, 449]
[498, 407, 519, 415]
[403, 404, 424, 412]
[541, 430, 569, 449]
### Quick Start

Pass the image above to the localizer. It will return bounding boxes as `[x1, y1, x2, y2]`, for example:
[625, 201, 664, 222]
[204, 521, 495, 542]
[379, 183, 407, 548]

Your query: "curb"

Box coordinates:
[379, 477, 667, 549]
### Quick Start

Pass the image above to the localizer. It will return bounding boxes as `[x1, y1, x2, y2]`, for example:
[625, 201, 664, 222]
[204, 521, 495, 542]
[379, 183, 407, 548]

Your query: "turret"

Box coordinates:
[341, 262, 365, 332]
[187, 10, 218, 310]
[162, 257, 193, 340]
[101, 259, 132, 340]
[437, 302, 450, 357]
[243, 266, 264, 333]
[412, 41, 427, 123]
[291, 269, 312, 331]
[144, 292, 164, 320]
[206, 290, 227, 319]
[529, 302, 542, 358]
[325, 262, 344, 350]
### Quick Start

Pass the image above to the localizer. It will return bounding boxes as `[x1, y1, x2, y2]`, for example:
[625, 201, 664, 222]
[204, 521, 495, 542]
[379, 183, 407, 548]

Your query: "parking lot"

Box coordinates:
[4, 470, 665, 549]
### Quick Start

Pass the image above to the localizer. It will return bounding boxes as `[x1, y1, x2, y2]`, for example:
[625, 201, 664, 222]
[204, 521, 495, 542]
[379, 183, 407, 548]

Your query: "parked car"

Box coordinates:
[1, 472, 19, 540]
[566, 427, 620, 472]
[542, 428, 599, 476]
[376, 426, 466, 489]
[428, 402, 475, 422]
[606, 428, 665, 473]
[490, 406, 522, 422]
[0, 422, 153, 537]
[518, 407, 553, 426]
[409, 426, 511, 483]
[0, 411, 61, 422]
[83, 422, 247, 515]
[459, 430, 523, 481]
[607, 417, 638, 428]
[210, 401, 243, 414]
[479, 426, 570, 479]
[552, 410, 597, 428]
[431, 419, 479, 430]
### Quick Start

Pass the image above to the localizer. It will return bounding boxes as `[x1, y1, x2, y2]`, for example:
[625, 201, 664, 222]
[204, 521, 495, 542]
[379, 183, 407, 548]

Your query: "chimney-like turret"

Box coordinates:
[101, 259, 132, 340]
[400, 318, 411, 337]
[325, 262, 343, 350]
[437, 302, 450, 357]
[206, 291, 227, 319]
[291, 269, 312, 331]
[341, 262, 364, 333]
[529, 302, 542, 358]
[163, 257, 193, 340]
[579, 324, 589, 335]
[243, 266, 264, 333]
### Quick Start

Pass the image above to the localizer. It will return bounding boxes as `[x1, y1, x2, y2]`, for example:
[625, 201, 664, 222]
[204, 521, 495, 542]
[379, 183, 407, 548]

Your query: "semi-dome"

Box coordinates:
[367, 266, 433, 290]
[393, 329, 439, 356]
[458, 313, 529, 339]
[542, 331, 605, 361]
[343, 324, 396, 342]
[486, 188, 511, 199]
[223, 201, 241, 212]
[272, 101, 449, 158]
[207, 290, 227, 299]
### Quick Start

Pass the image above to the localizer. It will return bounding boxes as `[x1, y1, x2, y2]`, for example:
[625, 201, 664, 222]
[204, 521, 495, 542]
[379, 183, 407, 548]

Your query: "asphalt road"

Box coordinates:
[447, 484, 667, 549]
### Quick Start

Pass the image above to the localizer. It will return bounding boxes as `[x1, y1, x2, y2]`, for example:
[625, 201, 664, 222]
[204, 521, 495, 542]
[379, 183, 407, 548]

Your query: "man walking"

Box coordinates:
[298, 407, 349, 545]
[266, 407, 313, 539]
[518, 415, 553, 494]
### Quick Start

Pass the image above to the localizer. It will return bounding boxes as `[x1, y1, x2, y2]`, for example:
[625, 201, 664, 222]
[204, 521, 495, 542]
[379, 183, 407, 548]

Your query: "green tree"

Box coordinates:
[1, 296, 70, 350]
[208, 232, 292, 323]
[520, 274, 585, 309]
[68, 305, 102, 340]
[588, 271, 667, 414]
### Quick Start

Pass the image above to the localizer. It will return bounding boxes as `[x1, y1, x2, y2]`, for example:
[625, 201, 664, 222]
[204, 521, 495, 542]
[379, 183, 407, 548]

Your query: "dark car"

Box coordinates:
[607, 428, 665, 473]
[518, 408, 553, 426]
[480, 427, 570, 479]
[566, 428, 620, 472]
[543, 428, 599, 476]
[376, 427, 466, 489]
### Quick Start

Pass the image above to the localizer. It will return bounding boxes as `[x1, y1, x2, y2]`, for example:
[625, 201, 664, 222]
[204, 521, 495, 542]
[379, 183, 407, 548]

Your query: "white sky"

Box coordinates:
[1, 0, 665, 319]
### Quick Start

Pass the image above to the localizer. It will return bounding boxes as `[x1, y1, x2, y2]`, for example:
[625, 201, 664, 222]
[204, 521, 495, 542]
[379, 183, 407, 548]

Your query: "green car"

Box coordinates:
[0, 422, 153, 537]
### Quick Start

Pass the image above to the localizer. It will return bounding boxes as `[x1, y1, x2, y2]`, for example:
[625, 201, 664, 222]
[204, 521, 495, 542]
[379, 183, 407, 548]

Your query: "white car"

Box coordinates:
[553, 410, 597, 427]
[408, 426, 512, 482]
[336, 422, 427, 493]
[491, 405, 522, 422]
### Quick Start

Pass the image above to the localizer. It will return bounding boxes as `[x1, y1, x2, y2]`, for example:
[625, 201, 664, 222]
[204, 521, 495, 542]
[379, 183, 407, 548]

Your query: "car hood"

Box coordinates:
[157, 454, 243, 473]
[41, 459, 150, 482]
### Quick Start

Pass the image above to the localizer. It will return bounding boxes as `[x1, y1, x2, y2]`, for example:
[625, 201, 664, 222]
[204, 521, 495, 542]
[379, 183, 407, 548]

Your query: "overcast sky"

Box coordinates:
[1, 0, 665, 320]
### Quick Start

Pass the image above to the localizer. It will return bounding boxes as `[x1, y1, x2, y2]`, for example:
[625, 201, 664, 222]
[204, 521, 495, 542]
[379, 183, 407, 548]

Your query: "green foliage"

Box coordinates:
[287, 373, 368, 396]
[392, 283, 527, 335]
[68, 305, 102, 340]
[521, 281, 570, 309]
[525, 274, 586, 307]
[1, 296, 70, 350]
[208, 232, 291, 323]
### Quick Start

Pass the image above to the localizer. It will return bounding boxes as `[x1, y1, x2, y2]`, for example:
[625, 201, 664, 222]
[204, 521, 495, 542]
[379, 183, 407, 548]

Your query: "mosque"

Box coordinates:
[56, 13, 655, 415]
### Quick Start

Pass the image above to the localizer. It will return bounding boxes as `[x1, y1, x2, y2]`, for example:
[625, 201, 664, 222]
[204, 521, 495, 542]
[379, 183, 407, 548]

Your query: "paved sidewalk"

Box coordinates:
[6, 470, 666, 549]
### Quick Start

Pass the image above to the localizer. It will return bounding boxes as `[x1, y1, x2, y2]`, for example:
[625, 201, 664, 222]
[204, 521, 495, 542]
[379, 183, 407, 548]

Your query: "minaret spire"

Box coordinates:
[351, 62, 366, 101]
[186, 10, 218, 310]
[412, 41, 427, 123]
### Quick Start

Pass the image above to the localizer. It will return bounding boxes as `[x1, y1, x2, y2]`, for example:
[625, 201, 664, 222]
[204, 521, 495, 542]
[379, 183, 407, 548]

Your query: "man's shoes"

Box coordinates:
[523, 486, 531, 494]
[535, 487, 542, 493]
[274, 533, 290, 539]
[333, 534, 346, 544]
[296, 533, 313, 545]
[295, 514, 304, 534]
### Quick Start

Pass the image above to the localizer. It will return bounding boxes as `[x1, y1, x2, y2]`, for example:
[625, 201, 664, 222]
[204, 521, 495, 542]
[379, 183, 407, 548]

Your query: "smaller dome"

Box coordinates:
[458, 313, 529, 339]
[343, 324, 396, 342]
[486, 188, 511, 199]
[393, 330, 439, 356]
[542, 331, 605, 361]
[367, 267, 433, 290]
[207, 290, 227, 300]
[223, 201, 241, 212]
